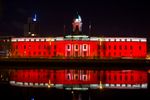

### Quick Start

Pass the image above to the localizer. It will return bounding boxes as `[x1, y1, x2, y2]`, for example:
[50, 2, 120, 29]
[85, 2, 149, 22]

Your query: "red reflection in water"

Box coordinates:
[10, 69, 147, 85]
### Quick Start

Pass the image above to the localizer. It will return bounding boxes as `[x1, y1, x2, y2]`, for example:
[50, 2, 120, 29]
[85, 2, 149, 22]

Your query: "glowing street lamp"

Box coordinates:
[99, 81, 103, 89]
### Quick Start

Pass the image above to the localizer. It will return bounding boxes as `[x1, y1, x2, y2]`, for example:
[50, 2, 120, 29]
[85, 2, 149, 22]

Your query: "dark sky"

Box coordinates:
[0, 0, 150, 37]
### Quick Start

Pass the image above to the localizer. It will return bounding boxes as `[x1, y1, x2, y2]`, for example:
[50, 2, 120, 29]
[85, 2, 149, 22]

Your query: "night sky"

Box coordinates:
[0, 0, 150, 37]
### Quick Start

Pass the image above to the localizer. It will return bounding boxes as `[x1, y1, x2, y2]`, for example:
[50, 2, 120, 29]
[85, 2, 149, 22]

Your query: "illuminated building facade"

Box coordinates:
[10, 36, 147, 58]
[0, 14, 147, 58]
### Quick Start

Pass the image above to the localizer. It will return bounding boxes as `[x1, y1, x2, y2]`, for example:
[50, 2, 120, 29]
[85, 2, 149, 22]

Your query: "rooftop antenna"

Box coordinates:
[89, 21, 91, 36]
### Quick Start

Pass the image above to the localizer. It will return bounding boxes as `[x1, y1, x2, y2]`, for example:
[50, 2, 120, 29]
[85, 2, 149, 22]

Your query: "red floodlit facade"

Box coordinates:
[9, 69, 148, 89]
[10, 36, 147, 58]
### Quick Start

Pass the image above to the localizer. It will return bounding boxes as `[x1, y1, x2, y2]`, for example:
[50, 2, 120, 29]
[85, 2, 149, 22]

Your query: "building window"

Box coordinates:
[54, 45, 56, 49]
[67, 52, 70, 56]
[125, 75, 127, 81]
[130, 46, 133, 50]
[28, 52, 31, 56]
[125, 46, 127, 50]
[67, 74, 71, 80]
[119, 52, 121, 56]
[84, 45, 86, 49]
[16, 45, 18, 49]
[54, 52, 56, 56]
[114, 75, 117, 81]
[75, 45, 78, 50]
[43, 52, 46, 55]
[139, 46, 141, 50]
[84, 51, 86, 57]
[67, 45, 70, 50]
[98, 44, 100, 50]
[108, 45, 111, 49]
[83, 75, 87, 80]
[75, 52, 78, 57]
[108, 52, 111, 56]
[44, 45, 46, 49]
[29, 45, 31, 49]
[119, 46, 122, 50]
[75, 75, 78, 80]
[48, 51, 51, 55]
[114, 45, 116, 50]
[114, 52, 116, 56]
[120, 75, 122, 81]
[131, 75, 133, 80]
[48, 46, 51, 50]
[38, 45, 41, 49]
[24, 45, 26, 49]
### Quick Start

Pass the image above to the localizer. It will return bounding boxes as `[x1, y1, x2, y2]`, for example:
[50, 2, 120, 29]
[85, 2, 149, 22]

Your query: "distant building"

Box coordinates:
[24, 14, 40, 37]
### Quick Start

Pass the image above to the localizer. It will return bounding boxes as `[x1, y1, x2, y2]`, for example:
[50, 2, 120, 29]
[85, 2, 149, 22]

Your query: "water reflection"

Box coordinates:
[0, 69, 148, 90]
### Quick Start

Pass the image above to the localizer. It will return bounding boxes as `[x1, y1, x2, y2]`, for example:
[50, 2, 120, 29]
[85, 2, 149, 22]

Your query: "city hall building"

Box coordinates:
[0, 14, 147, 59]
